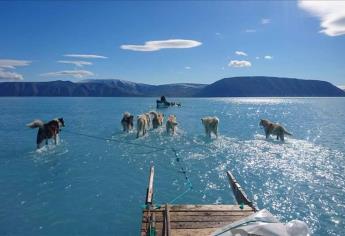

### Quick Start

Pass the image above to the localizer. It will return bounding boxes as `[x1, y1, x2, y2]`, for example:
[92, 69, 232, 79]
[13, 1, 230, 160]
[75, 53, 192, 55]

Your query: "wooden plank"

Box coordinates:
[226, 171, 258, 211]
[145, 166, 155, 205]
[142, 217, 163, 236]
[142, 221, 237, 230]
[171, 221, 238, 229]
[144, 228, 217, 236]
[171, 228, 216, 236]
[169, 204, 253, 211]
[143, 214, 251, 223]
[144, 210, 252, 217]
[164, 204, 171, 236]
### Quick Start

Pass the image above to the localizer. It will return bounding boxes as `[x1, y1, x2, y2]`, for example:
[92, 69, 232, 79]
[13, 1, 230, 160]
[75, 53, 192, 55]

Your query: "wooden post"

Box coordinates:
[226, 171, 258, 211]
[145, 166, 155, 206]
[164, 204, 171, 236]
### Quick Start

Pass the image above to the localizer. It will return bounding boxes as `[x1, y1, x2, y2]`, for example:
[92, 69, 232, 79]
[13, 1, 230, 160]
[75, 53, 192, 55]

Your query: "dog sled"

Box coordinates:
[140, 167, 309, 236]
[156, 96, 181, 109]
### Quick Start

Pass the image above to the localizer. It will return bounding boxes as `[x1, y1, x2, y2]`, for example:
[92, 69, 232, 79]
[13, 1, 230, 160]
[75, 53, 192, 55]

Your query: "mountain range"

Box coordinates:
[0, 76, 344, 97]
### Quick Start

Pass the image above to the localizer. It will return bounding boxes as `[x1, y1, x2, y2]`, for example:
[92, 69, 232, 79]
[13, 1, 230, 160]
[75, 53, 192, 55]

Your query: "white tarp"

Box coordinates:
[211, 209, 310, 236]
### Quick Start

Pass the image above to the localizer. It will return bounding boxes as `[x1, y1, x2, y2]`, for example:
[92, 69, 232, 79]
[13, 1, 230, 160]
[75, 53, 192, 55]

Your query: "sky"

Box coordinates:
[0, 1, 344, 86]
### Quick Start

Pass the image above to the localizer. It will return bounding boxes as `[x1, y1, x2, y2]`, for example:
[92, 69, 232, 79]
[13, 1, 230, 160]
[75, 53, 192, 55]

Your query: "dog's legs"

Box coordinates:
[265, 129, 269, 139]
[45, 139, 48, 146]
[280, 134, 285, 142]
[276, 135, 279, 140]
[207, 129, 211, 138]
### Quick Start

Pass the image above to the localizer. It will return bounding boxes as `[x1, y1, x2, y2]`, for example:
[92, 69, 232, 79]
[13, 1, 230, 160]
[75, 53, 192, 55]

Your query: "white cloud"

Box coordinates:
[120, 39, 202, 52]
[228, 60, 252, 68]
[338, 85, 345, 90]
[264, 55, 273, 60]
[185, 66, 191, 70]
[256, 56, 260, 59]
[235, 51, 247, 56]
[58, 60, 93, 67]
[245, 29, 257, 33]
[41, 70, 94, 79]
[64, 54, 107, 59]
[0, 70, 23, 80]
[0, 59, 31, 69]
[261, 18, 271, 24]
[298, 1, 345, 36]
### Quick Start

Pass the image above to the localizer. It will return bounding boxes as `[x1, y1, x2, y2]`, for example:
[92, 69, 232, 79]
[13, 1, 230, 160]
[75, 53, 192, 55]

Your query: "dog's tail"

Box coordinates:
[149, 111, 158, 117]
[27, 119, 44, 129]
[284, 128, 292, 136]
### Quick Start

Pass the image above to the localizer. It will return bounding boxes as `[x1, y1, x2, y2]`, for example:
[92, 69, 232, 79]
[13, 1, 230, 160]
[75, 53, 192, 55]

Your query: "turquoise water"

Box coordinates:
[0, 97, 344, 235]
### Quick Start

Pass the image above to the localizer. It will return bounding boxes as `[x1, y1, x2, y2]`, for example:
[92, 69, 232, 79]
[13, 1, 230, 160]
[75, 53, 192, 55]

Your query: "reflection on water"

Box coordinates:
[0, 97, 344, 236]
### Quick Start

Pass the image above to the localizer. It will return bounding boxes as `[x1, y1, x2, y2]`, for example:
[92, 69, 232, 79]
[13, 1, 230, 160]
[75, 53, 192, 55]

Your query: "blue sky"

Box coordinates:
[0, 1, 344, 86]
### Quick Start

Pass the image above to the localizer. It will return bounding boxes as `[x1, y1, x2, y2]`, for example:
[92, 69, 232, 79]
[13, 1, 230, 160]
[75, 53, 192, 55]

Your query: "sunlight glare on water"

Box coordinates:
[0, 97, 344, 235]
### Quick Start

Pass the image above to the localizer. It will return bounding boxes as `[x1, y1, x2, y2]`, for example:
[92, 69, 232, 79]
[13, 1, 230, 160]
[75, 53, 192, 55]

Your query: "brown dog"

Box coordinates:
[259, 119, 292, 141]
[27, 118, 65, 149]
[150, 111, 164, 129]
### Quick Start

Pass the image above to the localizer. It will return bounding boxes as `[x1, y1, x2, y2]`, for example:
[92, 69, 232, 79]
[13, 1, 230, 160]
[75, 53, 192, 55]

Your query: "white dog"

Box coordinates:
[166, 115, 178, 135]
[201, 116, 219, 138]
[137, 114, 149, 138]
[144, 113, 151, 129]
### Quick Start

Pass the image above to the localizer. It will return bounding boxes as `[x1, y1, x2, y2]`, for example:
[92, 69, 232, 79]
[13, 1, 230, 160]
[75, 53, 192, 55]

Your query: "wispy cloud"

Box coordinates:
[235, 51, 247, 56]
[338, 85, 345, 90]
[0, 69, 23, 80]
[264, 55, 273, 60]
[215, 32, 224, 39]
[120, 39, 202, 52]
[64, 54, 107, 59]
[0, 59, 31, 69]
[244, 29, 257, 33]
[256, 56, 260, 60]
[41, 70, 94, 79]
[185, 66, 191, 70]
[298, 0, 345, 36]
[0, 59, 31, 80]
[58, 60, 93, 67]
[228, 60, 252, 68]
[261, 18, 271, 24]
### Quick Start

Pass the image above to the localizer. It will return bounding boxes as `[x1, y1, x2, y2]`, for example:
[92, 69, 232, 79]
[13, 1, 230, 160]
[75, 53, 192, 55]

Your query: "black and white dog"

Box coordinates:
[27, 118, 65, 149]
[121, 112, 134, 132]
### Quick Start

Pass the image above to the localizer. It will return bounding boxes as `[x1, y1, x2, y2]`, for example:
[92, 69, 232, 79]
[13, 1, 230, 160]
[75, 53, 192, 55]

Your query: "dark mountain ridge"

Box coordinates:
[0, 77, 344, 97]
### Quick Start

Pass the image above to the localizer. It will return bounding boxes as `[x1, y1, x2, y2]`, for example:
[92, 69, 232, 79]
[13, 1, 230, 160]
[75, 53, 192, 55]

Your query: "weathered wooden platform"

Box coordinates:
[141, 204, 254, 236]
[140, 166, 256, 236]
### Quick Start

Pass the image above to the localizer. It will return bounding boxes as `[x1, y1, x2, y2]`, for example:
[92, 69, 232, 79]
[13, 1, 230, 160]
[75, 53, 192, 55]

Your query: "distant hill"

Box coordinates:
[0, 79, 206, 97]
[0, 77, 344, 97]
[196, 76, 345, 97]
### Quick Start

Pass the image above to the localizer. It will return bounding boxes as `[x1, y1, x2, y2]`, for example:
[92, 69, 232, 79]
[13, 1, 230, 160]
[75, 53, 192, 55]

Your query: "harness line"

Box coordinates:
[63, 129, 194, 204]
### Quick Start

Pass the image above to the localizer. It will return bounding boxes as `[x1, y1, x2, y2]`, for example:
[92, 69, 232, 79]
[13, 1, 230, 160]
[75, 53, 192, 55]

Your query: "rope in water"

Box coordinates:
[169, 148, 193, 204]
[63, 130, 167, 151]
[63, 129, 194, 204]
